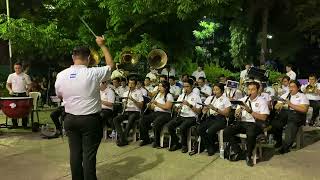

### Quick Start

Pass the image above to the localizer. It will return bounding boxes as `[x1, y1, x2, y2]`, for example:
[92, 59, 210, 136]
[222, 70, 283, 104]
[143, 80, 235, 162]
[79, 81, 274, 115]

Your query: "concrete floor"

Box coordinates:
[0, 127, 320, 180]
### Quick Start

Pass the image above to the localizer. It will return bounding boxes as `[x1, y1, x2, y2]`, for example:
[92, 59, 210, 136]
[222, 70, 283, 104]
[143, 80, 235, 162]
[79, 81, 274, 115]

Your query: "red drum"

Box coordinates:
[0, 97, 33, 118]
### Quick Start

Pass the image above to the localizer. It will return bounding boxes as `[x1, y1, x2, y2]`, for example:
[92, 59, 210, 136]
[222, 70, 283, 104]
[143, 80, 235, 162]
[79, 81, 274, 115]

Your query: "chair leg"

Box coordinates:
[169, 135, 171, 149]
[197, 136, 201, 155]
[296, 126, 303, 149]
[253, 145, 257, 165]
[218, 130, 224, 159]
[103, 126, 108, 140]
[259, 143, 263, 160]
[36, 111, 40, 123]
[132, 124, 137, 143]
[187, 128, 192, 152]
[160, 128, 165, 148]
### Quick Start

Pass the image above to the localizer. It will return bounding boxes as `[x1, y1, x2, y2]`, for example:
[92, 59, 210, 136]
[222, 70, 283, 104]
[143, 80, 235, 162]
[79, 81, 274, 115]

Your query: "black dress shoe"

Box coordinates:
[139, 140, 151, 146]
[169, 144, 181, 151]
[246, 156, 254, 167]
[278, 147, 290, 154]
[181, 146, 188, 153]
[152, 142, 160, 148]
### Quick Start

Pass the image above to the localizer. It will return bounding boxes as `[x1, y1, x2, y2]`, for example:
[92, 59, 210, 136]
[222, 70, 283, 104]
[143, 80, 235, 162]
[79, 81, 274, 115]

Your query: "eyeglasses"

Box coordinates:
[102, 81, 107, 84]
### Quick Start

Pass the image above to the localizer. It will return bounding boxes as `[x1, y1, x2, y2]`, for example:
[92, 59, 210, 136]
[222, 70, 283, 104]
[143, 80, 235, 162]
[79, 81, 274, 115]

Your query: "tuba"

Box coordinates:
[120, 51, 140, 65]
[89, 49, 101, 66]
[147, 49, 167, 69]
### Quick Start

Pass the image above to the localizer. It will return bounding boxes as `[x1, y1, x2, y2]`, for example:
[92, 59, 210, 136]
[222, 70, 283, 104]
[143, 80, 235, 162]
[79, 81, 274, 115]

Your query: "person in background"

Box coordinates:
[168, 76, 181, 100]
[161, 65, 176, 77]
[192, 65, 206, 81]
[285, 64, 296, 80]
[6, 62, 32, 129]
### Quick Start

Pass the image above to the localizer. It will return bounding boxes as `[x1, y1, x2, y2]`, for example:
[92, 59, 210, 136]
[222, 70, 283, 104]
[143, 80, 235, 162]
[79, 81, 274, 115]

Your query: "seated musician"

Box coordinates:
[168, 76, 181, 100]
[49, 102, 65, 138]
[271, 80, 309, 154]
[166, 79, 202, 153]
[100, 80, 115, 137]
[223, 81, 269, 166]
[113, 77, 144, 146]
[280, 76, 290, 96]
[197, 83, 231, 156]
[149, 75, 167, 97]
[139, 81, 173, 147]
[301, 74, 320, 126]
[197, 77, 212, 102]
[111, 77, 125, 97]
[144, 77, 154, 93]
[137, 80, 148, 97]
[259, 82, 272, 109]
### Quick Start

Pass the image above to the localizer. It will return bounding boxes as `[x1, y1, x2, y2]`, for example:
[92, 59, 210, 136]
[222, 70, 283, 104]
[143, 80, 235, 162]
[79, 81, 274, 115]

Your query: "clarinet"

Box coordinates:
[144, 91, 159, 114]
[201, 95, 215, 120]
[236, 94, 251, 120]
[176, 93, 187, 117]
[122, 89, 131, 115]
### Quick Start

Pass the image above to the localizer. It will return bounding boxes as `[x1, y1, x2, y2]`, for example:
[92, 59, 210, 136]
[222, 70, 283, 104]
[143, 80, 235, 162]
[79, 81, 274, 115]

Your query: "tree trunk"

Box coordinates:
[260, 6, 269, 66]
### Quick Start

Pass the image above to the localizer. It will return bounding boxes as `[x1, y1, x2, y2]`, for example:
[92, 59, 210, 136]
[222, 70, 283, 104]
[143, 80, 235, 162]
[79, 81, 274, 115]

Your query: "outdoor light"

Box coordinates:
[267, 34, 273, 39]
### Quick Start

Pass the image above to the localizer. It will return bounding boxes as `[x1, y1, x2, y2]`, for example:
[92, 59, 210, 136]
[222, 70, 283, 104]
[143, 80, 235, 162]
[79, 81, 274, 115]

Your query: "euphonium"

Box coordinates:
[305, 84, 316, 94]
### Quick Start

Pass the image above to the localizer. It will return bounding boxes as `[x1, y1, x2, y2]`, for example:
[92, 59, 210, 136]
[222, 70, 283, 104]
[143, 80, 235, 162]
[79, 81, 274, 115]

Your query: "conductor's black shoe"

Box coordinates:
[181, 146, 188, 153]
[139, 140, 151, 146]
[246, 156, 254, 167]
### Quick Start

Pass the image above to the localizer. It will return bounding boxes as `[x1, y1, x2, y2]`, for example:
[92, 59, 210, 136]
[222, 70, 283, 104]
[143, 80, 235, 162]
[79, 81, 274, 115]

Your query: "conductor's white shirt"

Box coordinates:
[55, 65, 111, 115]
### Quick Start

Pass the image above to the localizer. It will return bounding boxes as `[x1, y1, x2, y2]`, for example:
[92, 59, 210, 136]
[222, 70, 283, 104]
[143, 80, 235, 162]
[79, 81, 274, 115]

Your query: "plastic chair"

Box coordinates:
[29, 92, 41, 125]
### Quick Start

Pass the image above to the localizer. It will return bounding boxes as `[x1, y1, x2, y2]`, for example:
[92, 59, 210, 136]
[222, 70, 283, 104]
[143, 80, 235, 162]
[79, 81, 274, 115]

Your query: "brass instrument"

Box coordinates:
[120, 51, 140, 65]
[89, 49, 101, 66]
[271, 82, 281, 97]
[147, 49, 167, 69]
[305, 84, 316, 94]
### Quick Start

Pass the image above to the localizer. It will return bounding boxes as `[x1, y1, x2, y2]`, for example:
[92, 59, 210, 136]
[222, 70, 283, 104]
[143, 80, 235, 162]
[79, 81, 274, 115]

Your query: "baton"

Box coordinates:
[78, 15, 97, 37]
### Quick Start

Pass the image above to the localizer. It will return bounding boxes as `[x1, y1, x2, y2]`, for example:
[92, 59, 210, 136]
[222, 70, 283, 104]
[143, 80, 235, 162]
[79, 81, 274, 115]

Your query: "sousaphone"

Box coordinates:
[147, 49, 167, 69]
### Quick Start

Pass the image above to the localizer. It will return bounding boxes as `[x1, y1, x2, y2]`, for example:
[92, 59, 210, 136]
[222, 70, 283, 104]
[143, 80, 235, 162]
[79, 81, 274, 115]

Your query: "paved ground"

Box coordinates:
[0, 126, 320, 180]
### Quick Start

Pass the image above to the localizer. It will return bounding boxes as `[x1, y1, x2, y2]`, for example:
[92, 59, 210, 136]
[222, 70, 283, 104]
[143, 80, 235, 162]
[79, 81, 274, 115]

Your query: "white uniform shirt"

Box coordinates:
[280, 85, 289, 95]
[100, 87, 115, 110]
[301, 83, 320, 101]
[237, 96, 270, 123]
[240, 69, 248, 81]
[114, 86, 128, 97]
[204, 95, 231, 116]
[122, 89, 144, 112]
[260, 92, 272, 102]
[146, 72, 157, 81]
[145, 85, 154, 93]
[138, 87, 148, 97]
[176, 92, 202, 118]
[280, 92, 309, 110]
[170, 85, 181, 98]
[161, 68, 176, 77]
[192, 70, 206, 80]
[286, 70, 296, 80]
[200, 85, 212, 101]
[55, 65, 111, 115]
[154, 93, 174, 113]
[265, 86, 275, 97]
[7, 73, 31, 93]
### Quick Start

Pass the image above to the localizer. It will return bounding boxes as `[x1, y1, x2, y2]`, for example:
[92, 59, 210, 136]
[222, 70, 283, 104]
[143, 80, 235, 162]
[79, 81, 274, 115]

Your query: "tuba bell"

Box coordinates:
[147, 49, 167, 69]
[305, 84, 316, 94]
[120, 51, 140, 65]
[89, 49, 101, 66]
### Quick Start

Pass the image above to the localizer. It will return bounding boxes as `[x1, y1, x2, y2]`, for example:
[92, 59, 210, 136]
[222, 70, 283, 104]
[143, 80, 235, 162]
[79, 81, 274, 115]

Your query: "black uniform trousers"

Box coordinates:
[271, 109, 306, 151]
[11, 92, 28, 127]
[100, 109, 114, 129]
[223, 121, 262, 157]
[50, 106, 65, 131]
[139, 111, 171, 145]
[64, 113, 103, 180]
[309, 100, 320, 125]
[113, 111, 140, 142]
[197, 115, 226, 150]
[166, 116, 196, 147]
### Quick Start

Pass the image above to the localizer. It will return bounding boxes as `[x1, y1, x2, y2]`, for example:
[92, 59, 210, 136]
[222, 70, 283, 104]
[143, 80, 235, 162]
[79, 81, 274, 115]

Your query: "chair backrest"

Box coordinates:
[29, 92, 41, 110]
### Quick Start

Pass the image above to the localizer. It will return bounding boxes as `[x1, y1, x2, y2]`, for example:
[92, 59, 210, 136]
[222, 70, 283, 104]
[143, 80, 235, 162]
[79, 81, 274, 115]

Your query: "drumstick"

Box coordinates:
[78, 15, 97, 37]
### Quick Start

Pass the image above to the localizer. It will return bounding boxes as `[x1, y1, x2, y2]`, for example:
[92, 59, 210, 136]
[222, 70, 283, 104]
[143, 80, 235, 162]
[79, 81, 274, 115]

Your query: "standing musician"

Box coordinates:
[100, 80, 115, 137]
[166, 79, 202, 153]
[301, 74, 320, 126]
[139, 81, 173, 148]
[271, 80, 309, 154]
[223, 81, 269, 166]
[6, 62, 32, 129]
[55, 36, 114, 180]
[197, 83, 231, 156]
[113, 77, 144, 146]
[197, 77, 212, 102]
